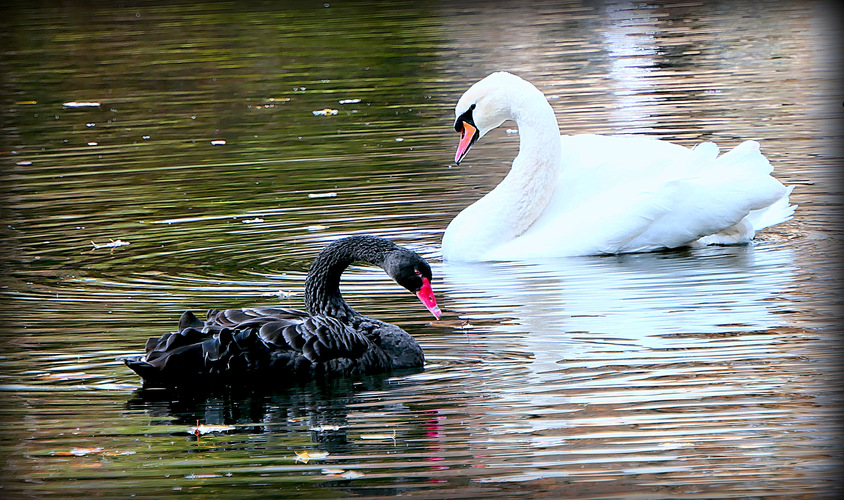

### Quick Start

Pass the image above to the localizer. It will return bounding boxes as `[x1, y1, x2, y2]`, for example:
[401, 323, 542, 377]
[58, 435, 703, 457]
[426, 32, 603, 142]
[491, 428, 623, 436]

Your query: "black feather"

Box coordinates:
[121, 236, 430, 388]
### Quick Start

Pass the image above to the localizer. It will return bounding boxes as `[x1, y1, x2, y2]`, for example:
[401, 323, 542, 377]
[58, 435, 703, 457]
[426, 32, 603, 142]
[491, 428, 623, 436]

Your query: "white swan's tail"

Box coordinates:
[693, 142, 796, 247]
[745, 185, 796, 231]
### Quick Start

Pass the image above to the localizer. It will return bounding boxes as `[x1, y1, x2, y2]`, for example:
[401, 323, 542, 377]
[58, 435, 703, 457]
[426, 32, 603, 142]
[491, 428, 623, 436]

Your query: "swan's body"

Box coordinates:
[442, 72, 795, 262]
[121, 236, 441, 387]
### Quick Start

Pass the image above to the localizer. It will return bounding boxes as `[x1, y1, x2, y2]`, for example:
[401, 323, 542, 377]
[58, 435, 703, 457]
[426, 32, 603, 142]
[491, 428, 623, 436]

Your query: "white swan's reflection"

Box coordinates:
[440, 243, 796, 367]
[435, 244, 798, 480]
[444, 244, 793, 334]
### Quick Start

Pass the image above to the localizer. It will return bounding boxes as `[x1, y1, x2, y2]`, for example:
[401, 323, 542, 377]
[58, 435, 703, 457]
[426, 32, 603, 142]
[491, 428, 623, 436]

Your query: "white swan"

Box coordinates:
[441, 72, 795, 262]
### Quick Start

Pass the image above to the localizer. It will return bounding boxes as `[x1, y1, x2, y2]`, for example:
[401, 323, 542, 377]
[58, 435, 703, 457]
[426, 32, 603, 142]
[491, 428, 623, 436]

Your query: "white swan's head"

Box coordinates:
[453, 71, 538, 164]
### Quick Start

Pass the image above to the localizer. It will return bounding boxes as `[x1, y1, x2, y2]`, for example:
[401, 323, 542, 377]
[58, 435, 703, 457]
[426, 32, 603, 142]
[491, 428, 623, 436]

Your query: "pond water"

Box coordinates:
[1, 0, 841, 497]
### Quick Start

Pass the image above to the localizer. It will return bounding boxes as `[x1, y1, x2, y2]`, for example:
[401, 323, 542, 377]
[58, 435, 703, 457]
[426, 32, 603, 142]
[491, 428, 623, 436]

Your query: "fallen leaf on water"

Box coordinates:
[429, 320, 475, 330]
[263, 290, 298, 299]
[39, 372, 97, 381]
[53, 447, 135, 457]
[190, 424, 235, 435]
[308, 192, 337, 199]
[295, 450, 329, 463]
[63, 101, 101, 108]
[52, 447, 103, 457]
[90, 239, 130, 251]
[658, 441, 693, 448]
[71, 447, 103, 456]
[360, 429, 396, 440]
[310, 425, 342, 432]
[75, 462, 103, 468]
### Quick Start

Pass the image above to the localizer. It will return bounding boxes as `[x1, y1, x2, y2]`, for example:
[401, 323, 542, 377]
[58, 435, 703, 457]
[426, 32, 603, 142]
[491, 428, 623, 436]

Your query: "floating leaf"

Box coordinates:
[63, 101, 101, 108]
[53, 447, 104, 456]
[71, 447, 103, 456]
[53, 447, 135, 457]
[39, 372, 97, 381]
[429, 320, 474, 329]
[294, 450, 329, 463]
[310, 425, 342, 432]
[263, 290, 299, 299]
[190, 424, 235, 435]
[90, 239, 130, 251]
[360, 429, 396, 440]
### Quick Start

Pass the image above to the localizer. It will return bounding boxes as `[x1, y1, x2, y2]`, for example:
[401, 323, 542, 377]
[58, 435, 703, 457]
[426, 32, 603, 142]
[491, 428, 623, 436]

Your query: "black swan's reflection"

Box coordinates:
[125, 370, 424, 452]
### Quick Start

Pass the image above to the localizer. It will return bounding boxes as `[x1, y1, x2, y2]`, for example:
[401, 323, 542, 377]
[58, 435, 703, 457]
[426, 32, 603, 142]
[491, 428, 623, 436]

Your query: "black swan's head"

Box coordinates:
[383, 249, 441, 320]
[305, 235, 442, 322]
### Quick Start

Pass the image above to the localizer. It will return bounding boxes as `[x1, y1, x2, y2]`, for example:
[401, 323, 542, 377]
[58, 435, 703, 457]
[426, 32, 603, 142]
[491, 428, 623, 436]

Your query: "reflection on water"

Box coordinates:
[602, 1, 662, 130]
[1, 0, 841, 497]
[443, 244, 798, 341]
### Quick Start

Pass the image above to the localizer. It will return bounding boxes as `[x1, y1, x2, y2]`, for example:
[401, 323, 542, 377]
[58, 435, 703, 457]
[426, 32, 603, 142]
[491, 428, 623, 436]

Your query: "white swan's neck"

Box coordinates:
[443, 92, 561, 261]
[498, 110, 560, 236]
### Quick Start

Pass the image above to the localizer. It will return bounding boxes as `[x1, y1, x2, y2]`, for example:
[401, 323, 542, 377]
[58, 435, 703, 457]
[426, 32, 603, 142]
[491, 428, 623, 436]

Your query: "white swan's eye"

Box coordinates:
[455, 103, 477, 132]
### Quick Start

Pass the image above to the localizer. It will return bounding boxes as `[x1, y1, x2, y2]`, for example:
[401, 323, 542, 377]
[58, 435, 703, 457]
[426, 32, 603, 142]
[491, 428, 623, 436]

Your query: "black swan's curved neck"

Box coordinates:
[304, 236, 401, 321]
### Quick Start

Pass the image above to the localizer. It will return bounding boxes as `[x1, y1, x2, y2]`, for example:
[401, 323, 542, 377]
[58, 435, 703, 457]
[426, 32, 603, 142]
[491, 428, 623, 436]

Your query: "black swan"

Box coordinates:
[121, 236, 441, 387]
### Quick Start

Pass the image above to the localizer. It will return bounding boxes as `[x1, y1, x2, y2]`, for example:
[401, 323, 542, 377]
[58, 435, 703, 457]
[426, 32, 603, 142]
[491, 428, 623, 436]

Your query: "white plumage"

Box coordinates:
[442, 72, 795, 262]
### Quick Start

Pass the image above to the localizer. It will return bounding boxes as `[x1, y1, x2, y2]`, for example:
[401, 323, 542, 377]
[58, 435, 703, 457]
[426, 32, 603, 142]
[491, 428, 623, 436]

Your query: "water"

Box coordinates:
[1, 1, 841, 497]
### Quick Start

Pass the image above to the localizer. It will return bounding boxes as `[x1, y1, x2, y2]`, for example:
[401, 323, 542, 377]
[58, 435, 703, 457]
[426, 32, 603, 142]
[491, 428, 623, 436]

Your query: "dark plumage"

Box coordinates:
[121, 236, 441, 387]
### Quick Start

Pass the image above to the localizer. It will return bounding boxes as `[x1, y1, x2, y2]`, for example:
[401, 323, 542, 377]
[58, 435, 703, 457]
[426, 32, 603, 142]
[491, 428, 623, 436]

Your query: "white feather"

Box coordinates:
[442, 72, 795, 261]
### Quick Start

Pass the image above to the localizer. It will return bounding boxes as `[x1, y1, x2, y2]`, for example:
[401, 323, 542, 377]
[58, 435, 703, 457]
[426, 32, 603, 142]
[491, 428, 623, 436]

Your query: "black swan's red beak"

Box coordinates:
[416, 277, 442, 319]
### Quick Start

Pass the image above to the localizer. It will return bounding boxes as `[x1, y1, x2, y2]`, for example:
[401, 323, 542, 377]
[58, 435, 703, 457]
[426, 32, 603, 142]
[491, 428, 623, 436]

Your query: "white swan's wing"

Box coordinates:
[488, 137, 791, 259]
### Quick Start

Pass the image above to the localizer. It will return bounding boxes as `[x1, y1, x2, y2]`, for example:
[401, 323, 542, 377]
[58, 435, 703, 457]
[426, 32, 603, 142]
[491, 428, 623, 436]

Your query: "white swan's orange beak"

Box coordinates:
[455, 121, 478, 165]
[415, 277, 442, 320]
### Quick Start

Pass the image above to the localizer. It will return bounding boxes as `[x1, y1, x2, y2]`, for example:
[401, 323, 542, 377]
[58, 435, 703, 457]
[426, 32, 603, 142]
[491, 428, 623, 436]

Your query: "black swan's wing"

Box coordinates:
[121, 307, 393, 387]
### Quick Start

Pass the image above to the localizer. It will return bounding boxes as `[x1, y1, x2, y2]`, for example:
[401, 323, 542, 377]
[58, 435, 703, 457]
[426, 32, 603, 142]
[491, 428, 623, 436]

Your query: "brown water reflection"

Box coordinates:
[1, 1, 841, 498]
